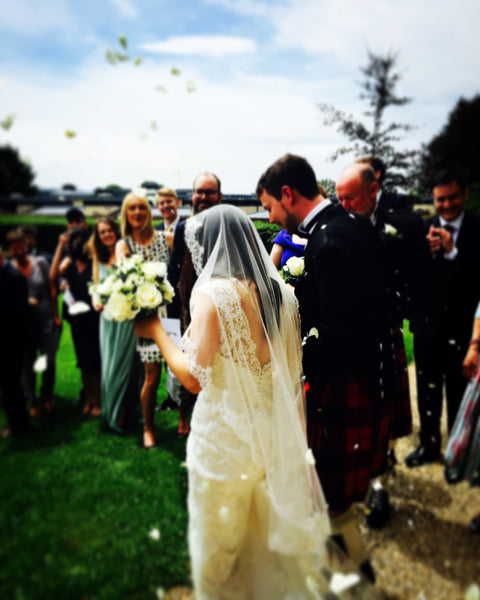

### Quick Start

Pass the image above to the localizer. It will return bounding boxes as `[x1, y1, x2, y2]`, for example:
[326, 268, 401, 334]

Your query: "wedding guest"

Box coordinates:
[445, 300, 480, 533]
[257, 154, 391, 581]
[167, 172, 222, 436]
[50, 228, 101, 416]
[134, 205, 332, 598]
[336, 162, 431, 528]
[355, 156, 412, 211]
[91, 217, 140, 432]
[116, 190, 170, 449]
[18, 225, 53, 264]
[0, 245, 29, 436]
[155, 186, 188, 412]
[406, 169, 480, 467]
[6, 229, 59, 418]
[269, 230, 307, 269]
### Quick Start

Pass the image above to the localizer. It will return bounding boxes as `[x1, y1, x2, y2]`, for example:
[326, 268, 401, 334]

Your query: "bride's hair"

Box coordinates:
[185, 205, 282, 335]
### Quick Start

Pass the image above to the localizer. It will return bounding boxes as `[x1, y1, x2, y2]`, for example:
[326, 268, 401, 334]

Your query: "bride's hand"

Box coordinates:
[134, 314, 161, 338]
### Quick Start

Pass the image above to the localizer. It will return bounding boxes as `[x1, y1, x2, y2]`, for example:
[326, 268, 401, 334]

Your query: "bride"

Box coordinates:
[134, 204, 331, 598]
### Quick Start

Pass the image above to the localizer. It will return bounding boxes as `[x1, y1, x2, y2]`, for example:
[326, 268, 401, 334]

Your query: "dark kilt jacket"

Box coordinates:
[295, 203, 392, 511]
[374, 207, 432, 440]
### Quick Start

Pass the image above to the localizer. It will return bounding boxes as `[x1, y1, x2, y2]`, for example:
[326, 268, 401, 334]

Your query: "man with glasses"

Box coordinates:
[167, 172, 222, 435]
[406, 169, 480, 467]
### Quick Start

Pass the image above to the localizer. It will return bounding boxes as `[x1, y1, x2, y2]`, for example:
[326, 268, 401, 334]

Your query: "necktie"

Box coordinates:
[166, 226, 173, 233]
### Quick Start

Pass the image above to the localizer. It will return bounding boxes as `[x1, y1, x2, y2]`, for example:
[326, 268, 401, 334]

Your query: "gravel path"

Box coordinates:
[360, 365, 480, 600]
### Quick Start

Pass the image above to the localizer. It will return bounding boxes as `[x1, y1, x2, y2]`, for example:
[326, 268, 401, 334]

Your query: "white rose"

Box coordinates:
[104, 292, 139, 321]
[142, 261, 167, 281]
[112, 279, 126, 292]
[285, 256, 305, 277]
[160, 280, 175, 303]
[97, 274, 116, 296]
[136, 282, 162, 309]
[119, 257, 139, 276]
[384, 223, 398, 236]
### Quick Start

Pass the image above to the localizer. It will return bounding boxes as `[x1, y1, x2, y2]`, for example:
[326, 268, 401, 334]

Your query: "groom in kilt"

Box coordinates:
[257, 154, 392, 582]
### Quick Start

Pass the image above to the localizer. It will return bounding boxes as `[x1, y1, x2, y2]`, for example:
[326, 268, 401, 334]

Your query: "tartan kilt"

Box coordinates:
[306, 373, 390, 513]
[388, 324, 413, 440]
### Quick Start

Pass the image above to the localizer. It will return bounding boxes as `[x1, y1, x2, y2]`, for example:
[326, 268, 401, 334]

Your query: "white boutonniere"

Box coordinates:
[382, 223, 402, 239]
[282, 256, 306, 285]
[302, 327, 319, 346]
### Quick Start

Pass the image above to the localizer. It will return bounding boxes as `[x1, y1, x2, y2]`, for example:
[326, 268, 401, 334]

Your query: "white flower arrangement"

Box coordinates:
[282, 256, 306, 285]
[302, 327, 319, 346]
[91, 254, 174, 322]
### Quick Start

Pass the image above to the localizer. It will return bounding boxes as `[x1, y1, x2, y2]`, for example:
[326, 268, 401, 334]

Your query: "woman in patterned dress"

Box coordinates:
[116, 191, 170, 449]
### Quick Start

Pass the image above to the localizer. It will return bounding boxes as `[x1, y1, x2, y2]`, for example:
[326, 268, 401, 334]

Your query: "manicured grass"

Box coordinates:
[0, 324, 190, 600]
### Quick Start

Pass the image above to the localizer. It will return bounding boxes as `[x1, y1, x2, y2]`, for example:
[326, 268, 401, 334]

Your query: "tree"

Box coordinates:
[0, 145, 36, 196]
[418, 95, 480, 190]
[318, 51, 418, 191]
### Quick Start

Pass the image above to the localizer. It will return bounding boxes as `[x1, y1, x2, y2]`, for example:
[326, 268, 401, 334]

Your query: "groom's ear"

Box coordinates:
[281, 185, 294, 208]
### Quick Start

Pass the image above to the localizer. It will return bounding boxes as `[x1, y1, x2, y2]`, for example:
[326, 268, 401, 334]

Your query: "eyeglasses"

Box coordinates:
[193, 189, 218, 197]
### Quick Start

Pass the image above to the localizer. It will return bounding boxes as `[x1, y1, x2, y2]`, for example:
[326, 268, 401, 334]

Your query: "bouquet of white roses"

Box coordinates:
[282, 256, 306, 286]
[91, 254, 174, 322]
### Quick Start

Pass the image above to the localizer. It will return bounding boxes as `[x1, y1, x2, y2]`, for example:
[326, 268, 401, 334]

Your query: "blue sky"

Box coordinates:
[1, 0, 479, 192]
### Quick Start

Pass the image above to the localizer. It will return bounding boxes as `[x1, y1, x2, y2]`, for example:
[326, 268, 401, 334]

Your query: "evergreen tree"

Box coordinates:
[318, 51, 418, 191]
[0, 145, 36, 195]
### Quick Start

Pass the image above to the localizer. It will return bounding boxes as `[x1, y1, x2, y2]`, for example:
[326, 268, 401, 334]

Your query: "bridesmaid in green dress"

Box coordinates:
[91, 217, 140, 432]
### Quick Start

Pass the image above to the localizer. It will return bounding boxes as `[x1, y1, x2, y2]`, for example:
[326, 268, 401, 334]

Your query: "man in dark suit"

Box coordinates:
[166, 173, 222, 435]
[257, 154, 391, 581]
[405, 169, 480, 467]
[356, 156, 412, 211]
[0, 246, 29, 436]
[336, 162, 431, 526]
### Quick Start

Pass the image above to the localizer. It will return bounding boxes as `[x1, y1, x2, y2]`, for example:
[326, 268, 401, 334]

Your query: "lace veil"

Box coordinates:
[184, 205, 330, 559]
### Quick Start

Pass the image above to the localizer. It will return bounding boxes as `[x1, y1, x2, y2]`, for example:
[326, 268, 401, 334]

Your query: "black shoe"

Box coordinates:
[365, 488, 390, 529]
[359, 559, 376, 583]
[156, 396, 178, 412]
[405, 444, 440, 468]
[469, 515, 480, 534]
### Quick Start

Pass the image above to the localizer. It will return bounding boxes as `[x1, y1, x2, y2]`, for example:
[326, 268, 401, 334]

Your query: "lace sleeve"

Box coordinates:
[181, 288, 220, 390]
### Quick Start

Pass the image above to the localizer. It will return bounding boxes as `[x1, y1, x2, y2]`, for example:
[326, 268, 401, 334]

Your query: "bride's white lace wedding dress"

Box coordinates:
[182, 277, 330, 599]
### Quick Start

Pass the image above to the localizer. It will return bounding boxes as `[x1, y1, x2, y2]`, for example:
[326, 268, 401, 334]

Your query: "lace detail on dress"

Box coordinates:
[185, 216, 204, 276]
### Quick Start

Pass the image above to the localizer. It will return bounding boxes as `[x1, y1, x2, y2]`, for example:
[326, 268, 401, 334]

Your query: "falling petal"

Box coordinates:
[354, 443, 360, 451]
[218, 507, 230, 522]
[149, 528, 161, 541]
[170, 67, 181, 76]
[33, 355, 48, 372]
[115, 52, 129, 62]
[448, 339, 456, 345]
[186, 80, 197, 93]
[69, 301, 90, 315]
[134, 57, 143, 67]
[330, 572, 360, 594]
[306, 575, 317, 593]
[373, 480, 383, 491]
[240, 473, 248, 480]
[65, 129, 77, 139]
[106, 50, 117, 65]
[118, 34, 128, 50]
[180, 461, 187, 468]
[139, 133, 148, 141]
[155, 588, 165, 600]
[1, 113, 16, 130]
[150, 121, 158, 130]
[407, 518, 414, 528]
[155, 85, 167, 93]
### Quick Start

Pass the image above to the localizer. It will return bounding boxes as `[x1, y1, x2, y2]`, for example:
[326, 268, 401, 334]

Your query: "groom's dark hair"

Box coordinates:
[256, 154, 319, 201]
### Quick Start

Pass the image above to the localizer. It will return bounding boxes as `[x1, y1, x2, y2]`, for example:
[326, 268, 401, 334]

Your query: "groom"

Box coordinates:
[257, 154, 391, 581]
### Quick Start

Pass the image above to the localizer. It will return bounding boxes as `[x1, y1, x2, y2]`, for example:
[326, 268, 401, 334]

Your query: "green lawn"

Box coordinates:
[0, 323, 191, 600]
[0, 318, 415, 599]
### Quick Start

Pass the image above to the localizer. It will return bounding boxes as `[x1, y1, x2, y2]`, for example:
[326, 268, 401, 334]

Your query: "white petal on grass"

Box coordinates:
[149, 528, 161, 541]
[69, 301, 91, 315]
[33, 355, 48, 372]
[465, 583, 480, 600]
[330, 572, 361, 594]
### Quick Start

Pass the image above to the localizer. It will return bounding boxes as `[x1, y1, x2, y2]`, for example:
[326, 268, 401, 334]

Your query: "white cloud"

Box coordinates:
[108, 0, 139, 19]
[141, 35, 257, 58]
[0, 0, 73, 35]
